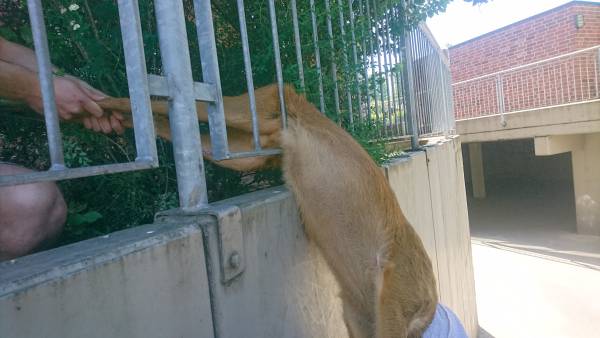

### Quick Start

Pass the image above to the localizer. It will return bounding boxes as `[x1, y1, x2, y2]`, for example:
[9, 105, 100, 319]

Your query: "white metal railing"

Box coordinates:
[453, 45, 600, 121]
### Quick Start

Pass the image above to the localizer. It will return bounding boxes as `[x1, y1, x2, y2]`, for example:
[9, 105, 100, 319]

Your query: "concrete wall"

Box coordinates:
[0, 137, 477, 338]
[384, 137, 478, 337]
[571, 133, 600, 235]
[0, 223, 215, 338]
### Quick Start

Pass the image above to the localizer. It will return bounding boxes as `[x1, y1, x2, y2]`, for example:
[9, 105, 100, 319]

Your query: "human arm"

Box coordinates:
[0, 36, 40, 72]
[0, 37, 124, 133]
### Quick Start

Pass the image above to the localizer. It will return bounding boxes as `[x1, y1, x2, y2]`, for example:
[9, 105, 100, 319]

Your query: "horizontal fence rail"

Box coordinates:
[453, 45, 600, 121]
[1, 0, 457, 207]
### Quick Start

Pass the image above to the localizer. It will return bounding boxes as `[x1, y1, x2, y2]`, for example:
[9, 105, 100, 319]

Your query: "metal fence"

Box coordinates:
[453, 45, 600, 122]
[405, 24, 455, 137]
[1, 0, 456, 209]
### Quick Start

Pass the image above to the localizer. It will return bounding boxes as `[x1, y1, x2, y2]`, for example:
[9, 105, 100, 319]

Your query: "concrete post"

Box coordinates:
[468, 143, 486, 199]
[571, 133, 600, 236]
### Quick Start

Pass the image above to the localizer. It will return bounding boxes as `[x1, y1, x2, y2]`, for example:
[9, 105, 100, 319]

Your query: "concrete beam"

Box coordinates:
[468, 143, 486, 199]
[458, 100, 600, 143]
[534, 135, 584, 156]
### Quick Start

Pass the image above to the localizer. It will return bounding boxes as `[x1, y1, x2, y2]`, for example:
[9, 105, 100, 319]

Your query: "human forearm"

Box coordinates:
[0, 37, 54, 72]
[0, 58, 40, 102]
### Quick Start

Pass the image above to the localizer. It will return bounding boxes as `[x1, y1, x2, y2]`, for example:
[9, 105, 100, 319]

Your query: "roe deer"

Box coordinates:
[97, 84, 439, 337]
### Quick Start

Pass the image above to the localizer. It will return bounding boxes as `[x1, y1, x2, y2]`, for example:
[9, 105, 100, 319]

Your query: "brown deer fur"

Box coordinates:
[97, 84, 438, 338]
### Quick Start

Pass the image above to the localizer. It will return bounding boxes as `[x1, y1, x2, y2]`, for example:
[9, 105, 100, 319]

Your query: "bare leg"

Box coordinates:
[0, 164, 66, 261]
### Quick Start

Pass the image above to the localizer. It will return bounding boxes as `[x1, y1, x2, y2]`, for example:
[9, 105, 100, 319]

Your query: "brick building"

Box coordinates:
[450, 1, 600, 119]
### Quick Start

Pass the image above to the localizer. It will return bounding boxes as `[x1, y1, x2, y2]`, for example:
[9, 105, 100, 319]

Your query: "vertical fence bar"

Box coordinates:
[393, 6, 407, 134]
[366, 0, 383, 123]
[384, 2, 398, 137]
[421, 32, 432, 135]
[397, 44, 407, 134]
[441, 62, 449, 131]
[26, 0, 64, 169]
[155, 0, 207, 209]
[414, 31, 424, 134]
[194, 0, 229, 160]
[235, 0, 261, 150]
[585, 58, 591, 100]
[337, 0, 354, 128]
[325, 0, 341, 121]
[310, 0, 326, 113]
[290, 0, 306, 91]
[425, 40, 434, 134]
[446, 66, 456, 132]
[541, 65, 547, 105]
[117, 0, 157, 164]
[412, 30, 421, 133]
[268, 0, 287, 128]
[348, 0, 363, 120]
[559, 63, 565, 103]
[359, 0, 373, 122]
[594, 48, 600, 98]
[391, 6, 402, 135]
[403, 29, 419, 148]
[571, 60, 576, 102]
[552, 67, 558, 105]
[365, 0, 379, 123]
[495, 74, 506, 126]
[580, 57, 585, 99]
[373, 0, 387, 135]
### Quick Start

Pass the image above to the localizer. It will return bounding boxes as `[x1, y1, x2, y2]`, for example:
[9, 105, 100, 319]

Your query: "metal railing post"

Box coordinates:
[193, 0, 230, 160]
[365, 0, 379, 124]
[348, 0, 363, 121]
[402, 30, 419, 149]
[267, 0, 287, 128]
[373, 0, 387, 135]
[290, 0, 306, 91]
[596, 48, 600, 98]
[325, 0, 341, 122]
[26, 0, 65, 170]
[337, 0, 354, 128]
[495, 74, 506, 126]
[235, 0, 261, 150]
[358, 0, 373, 123]
[155, 0, 208, 209]
[310, 0, 326, 113]
[117, 0, 157, 164]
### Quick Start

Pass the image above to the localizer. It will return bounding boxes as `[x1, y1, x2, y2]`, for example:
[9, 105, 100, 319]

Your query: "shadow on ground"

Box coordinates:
[468, 178, 600, 270]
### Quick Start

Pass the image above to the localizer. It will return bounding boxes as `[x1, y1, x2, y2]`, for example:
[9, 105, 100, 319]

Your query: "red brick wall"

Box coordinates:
[575, 3, 600, 49]
[450, 2, 600, 119]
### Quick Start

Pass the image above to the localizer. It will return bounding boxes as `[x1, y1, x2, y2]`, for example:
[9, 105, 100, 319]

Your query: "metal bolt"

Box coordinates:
[228, 251, 241, 269]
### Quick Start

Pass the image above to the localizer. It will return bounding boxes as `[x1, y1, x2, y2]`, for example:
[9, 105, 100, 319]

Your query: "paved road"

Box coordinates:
[472, 241, 600, 338]
[468, 179, 600, 338]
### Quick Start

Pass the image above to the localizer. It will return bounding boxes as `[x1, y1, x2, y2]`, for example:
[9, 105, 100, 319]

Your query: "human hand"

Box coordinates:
[26, 75, 124, 134]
